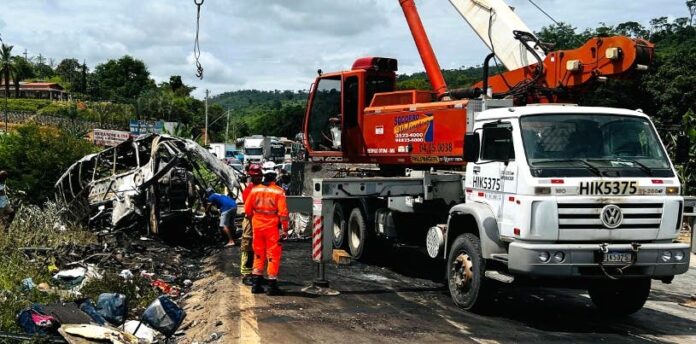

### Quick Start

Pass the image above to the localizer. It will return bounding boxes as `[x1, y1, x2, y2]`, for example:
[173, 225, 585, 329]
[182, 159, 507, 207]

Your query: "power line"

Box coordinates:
[527, 0, 561, 26]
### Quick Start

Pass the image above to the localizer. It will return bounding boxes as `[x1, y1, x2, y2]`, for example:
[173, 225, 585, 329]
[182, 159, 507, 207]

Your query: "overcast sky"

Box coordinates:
[0, 1, 689, 98]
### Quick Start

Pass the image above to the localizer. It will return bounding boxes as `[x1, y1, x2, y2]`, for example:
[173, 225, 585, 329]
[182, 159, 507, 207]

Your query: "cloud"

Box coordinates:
[0, 0, 689, 99]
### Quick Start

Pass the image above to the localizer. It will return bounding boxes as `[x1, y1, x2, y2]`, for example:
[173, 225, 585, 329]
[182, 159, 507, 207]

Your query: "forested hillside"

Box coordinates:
[209, 90, 308, 139]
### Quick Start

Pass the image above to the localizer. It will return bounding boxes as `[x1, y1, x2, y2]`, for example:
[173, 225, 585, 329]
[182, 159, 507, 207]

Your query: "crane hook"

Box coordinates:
[193, 0, 205, 79]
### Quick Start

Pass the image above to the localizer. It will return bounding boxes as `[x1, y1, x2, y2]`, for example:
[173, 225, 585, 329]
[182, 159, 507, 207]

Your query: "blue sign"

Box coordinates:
[129, 120, 164, 135]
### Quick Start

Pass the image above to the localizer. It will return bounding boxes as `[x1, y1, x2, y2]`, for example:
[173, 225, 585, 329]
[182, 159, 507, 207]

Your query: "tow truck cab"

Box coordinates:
[452, 103, 689, 279]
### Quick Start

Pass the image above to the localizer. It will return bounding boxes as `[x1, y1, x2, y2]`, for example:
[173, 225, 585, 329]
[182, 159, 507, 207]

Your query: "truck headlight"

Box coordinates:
[538, 251, 550, 263]
[553, 251, 565, 263]
[674, 250, 685, 262]
[661, 250, 672, 262]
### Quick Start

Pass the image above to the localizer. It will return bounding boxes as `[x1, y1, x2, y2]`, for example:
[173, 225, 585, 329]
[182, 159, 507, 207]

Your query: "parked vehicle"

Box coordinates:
[304, 0, 692, 314]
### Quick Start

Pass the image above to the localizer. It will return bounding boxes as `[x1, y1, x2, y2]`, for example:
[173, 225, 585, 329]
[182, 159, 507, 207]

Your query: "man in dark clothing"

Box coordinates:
[205, 189, 238, 247]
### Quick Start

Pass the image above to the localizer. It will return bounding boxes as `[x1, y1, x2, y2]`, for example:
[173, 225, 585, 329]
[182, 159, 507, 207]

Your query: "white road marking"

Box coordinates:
[239, 282, 260, 343]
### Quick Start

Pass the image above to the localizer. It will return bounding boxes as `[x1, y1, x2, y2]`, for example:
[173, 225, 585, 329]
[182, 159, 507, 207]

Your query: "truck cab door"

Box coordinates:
[471, 122, 516, 238]
[304, 75, 344, 159]
[342, 74, 362, 157]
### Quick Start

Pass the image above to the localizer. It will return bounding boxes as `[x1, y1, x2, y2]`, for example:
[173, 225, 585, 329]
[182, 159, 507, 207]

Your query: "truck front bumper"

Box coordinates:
[508, 242, 690, 278]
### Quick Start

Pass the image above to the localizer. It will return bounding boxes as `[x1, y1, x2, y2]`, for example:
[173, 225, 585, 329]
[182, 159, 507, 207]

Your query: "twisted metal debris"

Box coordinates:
[55, 134, 243, 236]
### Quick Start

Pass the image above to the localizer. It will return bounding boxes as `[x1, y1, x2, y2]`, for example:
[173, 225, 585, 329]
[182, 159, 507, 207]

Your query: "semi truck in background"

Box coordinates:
[302, 0, 692, 314]
[243, 135, 271, 163]
[240, 135, 287, 163]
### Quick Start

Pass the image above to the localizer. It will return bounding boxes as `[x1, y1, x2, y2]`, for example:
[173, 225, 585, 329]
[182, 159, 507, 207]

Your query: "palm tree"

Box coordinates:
[0, 44, 15, 98]
[11, 56, 35, 98]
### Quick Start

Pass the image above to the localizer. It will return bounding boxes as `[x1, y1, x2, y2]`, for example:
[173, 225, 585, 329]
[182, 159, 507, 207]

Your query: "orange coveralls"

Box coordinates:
[244, 182, 289, 279]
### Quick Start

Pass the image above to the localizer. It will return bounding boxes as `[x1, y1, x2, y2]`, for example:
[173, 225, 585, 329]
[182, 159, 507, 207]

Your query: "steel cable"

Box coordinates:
[194, 0, 205, 79]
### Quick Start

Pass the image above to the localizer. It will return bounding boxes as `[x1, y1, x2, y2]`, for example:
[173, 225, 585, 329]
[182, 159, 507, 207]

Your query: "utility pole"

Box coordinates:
[4, 89, 7, 134]
[204, 89, 209, 145]
[225, 106, 230, 143]
[1, 37, 6, 133]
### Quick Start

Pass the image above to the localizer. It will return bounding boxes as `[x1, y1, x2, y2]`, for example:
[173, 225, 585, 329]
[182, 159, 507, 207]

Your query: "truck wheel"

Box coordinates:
[588, 278, 651, 315]
[347, 207, 370, 260]
[332, 203, 347, 248]
[447, 233, 492, 312]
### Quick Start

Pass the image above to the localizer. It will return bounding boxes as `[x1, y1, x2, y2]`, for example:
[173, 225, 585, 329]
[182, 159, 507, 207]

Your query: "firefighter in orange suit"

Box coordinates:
[245, 161, 289, 295]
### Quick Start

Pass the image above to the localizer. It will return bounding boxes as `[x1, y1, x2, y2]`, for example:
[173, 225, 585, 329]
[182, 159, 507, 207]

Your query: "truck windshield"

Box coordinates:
[245, 148, 263, 156]
[520, 114, 673, 177]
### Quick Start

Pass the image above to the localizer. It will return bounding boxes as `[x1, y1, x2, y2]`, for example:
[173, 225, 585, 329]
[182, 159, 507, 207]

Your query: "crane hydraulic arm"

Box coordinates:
[301, 0, 655, 167]
[470, 34, 654, 103]
[400, 0, 654, 104]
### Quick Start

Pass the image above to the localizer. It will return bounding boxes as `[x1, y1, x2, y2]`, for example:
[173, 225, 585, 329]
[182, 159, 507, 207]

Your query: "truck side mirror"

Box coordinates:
[464, 132, 480, 163]
[675, 135, 690, 164]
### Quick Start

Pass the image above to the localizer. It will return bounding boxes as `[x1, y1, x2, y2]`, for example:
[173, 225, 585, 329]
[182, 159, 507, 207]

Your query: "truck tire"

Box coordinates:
[347, 207, 370, 260]
[588, 278, 651, 315]
[332, 202, 347, 249]
[447, 233, 492, 312]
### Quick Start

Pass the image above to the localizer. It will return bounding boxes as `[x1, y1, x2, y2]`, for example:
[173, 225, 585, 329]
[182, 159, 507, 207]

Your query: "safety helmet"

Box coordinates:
[262, 161, 277, 176]
[247, 164, 262, 177]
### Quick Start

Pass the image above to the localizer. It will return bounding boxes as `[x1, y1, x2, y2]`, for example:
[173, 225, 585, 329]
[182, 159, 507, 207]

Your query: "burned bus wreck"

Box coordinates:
[55, 134, 243, 235]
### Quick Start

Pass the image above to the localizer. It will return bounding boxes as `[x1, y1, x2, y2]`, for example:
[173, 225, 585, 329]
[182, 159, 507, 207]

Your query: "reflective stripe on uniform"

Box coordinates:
[255, 209, 278, 215]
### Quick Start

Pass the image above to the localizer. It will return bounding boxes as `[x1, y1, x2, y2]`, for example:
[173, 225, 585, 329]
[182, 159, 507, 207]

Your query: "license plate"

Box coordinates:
[578, 181, 638, 195]
[602, 252, 633, 264]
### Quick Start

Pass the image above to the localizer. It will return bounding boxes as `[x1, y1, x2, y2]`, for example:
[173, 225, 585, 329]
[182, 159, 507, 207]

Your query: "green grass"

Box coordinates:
[2, 99, 52, 112]
[0, 203, 96, 332]
[0, 253, 62, 332]
[0, 202, 164, 333]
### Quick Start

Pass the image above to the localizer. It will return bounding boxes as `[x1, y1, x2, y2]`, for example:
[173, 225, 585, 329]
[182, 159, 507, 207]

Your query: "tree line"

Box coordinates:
[2, 1, 695, 149]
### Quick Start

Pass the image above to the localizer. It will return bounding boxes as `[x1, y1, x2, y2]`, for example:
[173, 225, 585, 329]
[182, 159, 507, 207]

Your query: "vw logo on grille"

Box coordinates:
[600, 205, 623, 229]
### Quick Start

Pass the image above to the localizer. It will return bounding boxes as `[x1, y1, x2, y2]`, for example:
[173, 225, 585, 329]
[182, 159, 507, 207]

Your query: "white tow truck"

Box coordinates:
[311, 99, 690, 314]
[300, 0, 691, 314]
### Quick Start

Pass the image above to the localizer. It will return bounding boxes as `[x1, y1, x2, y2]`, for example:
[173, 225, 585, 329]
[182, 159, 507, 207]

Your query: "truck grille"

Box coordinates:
[558, 203, 662, 230]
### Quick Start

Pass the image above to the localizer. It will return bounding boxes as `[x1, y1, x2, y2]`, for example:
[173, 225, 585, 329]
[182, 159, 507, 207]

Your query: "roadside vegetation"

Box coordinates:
[0, 202, 158, 332]
[0, 124, 97, 204]
[0, 203, 92, 331]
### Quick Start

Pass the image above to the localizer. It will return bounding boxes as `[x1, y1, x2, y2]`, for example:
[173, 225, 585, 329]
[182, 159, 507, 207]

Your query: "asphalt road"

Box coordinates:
[181, 242, 696, 343]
